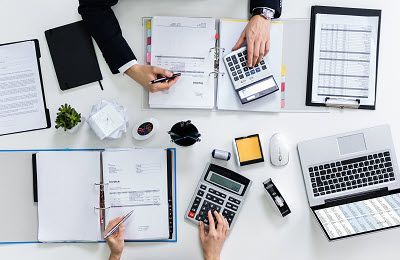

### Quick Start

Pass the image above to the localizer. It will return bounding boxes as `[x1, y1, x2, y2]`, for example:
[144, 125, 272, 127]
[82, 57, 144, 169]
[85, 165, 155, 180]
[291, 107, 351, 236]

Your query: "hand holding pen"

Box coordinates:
[105, 217, 125, 260]
[150, 73, 181, 84]
[105, 211, 134, 260]
[125, 64, 181, 93]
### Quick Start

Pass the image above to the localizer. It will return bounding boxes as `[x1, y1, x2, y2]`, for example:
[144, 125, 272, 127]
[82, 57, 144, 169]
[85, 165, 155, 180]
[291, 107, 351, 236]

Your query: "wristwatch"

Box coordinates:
[252, 7, 275, 20]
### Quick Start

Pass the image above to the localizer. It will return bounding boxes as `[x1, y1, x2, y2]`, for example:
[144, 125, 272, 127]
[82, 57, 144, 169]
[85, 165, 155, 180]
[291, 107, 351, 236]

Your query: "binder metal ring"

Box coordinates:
[94, 182, 109, 186]
[209, 71, 225, 78]
[209, 47, 226, 62]
[94, 206, 111, 210]
[209, 47, 225, 53]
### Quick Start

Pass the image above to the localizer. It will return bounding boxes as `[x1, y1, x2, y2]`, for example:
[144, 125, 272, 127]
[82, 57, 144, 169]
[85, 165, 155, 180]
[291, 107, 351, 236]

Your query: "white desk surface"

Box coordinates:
[1, 0, 400, 259]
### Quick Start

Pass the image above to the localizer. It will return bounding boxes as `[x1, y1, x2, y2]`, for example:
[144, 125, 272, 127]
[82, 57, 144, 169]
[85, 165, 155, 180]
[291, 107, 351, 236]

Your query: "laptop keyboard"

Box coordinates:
[308, 151, 395, 197]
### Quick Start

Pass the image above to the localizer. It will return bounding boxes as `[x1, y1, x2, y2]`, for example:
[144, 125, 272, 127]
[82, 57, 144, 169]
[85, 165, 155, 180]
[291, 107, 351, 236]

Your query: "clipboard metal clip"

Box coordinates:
[325, 97, 360, 109]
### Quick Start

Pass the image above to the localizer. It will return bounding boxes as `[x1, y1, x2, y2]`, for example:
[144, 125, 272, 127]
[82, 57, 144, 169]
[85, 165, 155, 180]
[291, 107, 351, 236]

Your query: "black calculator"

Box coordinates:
[185, 163, 252, 228]
[223, 46, 279, 104]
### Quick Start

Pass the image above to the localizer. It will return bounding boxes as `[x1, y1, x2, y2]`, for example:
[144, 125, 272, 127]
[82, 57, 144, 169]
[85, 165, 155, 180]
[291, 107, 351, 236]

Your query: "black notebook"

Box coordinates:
[45, 21, 102, 91]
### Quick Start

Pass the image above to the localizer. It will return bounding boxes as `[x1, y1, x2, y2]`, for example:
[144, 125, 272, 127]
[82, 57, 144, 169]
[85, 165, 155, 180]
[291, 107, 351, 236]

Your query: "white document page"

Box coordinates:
[149, 16, 216, 109]
[37, 151, 101, 242]
[0, 41, 48, 135]
[217, 19, 283, 112]
[311, 14, 379, 105]
[103, 149, 169, 240]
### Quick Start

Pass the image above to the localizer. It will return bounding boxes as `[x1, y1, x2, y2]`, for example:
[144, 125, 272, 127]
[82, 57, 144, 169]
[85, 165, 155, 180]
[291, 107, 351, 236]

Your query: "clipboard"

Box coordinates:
[306, 6, 382, 110]
[0, 40, 51, 136]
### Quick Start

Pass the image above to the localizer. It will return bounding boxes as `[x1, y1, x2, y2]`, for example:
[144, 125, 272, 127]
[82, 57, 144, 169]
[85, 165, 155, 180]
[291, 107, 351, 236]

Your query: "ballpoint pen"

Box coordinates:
[104, 210, 134, 239]
[150, 73, 181, 84]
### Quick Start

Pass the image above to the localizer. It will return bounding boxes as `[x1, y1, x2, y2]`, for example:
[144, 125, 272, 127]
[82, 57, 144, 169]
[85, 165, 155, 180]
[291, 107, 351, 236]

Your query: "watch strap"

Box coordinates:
[252, 7, 276, 20]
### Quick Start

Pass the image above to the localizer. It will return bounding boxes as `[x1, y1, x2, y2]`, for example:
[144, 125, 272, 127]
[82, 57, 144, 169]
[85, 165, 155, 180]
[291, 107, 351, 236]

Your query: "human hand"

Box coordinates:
[232, 15, 272, 67]
[105, 217, 125, 260]
[125, 64, 180, 93]
[199, 211, 230, 260]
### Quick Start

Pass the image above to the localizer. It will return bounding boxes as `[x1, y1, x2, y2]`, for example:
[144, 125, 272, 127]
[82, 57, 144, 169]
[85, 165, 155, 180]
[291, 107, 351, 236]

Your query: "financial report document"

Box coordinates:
[149, 16, 216, 109]
[0, 41, 48, 135]
[311, 14, 379, 106]
[103, 149, 169, 240]
[315, 194, 400, 239]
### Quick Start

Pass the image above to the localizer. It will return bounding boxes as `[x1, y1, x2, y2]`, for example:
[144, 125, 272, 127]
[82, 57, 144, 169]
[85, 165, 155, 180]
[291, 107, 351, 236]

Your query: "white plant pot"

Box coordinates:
[65, 117, 85, 134]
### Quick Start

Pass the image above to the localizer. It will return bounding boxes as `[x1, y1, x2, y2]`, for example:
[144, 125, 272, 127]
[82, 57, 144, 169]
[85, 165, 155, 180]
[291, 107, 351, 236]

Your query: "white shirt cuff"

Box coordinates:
[119, 60, 138, 74]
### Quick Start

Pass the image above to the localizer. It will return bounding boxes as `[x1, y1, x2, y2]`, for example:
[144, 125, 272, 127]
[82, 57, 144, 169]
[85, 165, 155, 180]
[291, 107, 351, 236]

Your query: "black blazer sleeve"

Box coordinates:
[250, 0, 282, 18]
[78, 0, 136, 74]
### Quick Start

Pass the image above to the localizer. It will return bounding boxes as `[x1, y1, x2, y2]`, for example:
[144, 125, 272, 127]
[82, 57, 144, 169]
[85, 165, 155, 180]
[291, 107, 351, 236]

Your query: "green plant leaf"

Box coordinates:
[54, 103, 82, 131]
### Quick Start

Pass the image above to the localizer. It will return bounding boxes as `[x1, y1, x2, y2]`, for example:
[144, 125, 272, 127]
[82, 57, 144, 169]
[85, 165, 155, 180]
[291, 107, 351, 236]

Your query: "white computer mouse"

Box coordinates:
[270, 133, 290, 167]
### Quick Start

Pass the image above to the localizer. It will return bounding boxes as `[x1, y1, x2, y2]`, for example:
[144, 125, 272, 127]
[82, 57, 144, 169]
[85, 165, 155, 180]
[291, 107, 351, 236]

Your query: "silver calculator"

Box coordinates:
[185, 163, 252, 228]
[223, 46, 279, 104]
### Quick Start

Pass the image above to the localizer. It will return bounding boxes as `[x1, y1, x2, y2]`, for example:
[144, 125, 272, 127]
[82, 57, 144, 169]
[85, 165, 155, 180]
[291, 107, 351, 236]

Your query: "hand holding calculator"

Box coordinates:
[223, 46, 279, 104]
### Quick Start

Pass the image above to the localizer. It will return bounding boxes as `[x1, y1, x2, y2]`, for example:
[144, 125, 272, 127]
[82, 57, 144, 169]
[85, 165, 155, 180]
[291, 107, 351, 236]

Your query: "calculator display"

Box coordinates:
[209, 171, 242, 193]
[238, 76, 276, 99]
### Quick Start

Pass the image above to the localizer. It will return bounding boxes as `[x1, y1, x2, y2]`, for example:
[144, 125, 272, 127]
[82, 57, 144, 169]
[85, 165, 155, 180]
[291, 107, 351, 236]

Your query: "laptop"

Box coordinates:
[298, 125, 400, 241]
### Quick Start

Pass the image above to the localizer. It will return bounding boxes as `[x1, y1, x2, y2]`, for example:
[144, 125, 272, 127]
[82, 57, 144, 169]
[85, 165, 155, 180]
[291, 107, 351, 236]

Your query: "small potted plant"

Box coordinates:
[55, 104, 84, 133]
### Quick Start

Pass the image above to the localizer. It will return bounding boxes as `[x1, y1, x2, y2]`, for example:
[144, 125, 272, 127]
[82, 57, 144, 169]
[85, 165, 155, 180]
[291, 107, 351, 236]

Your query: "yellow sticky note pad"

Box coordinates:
[234, 134, 264, 166]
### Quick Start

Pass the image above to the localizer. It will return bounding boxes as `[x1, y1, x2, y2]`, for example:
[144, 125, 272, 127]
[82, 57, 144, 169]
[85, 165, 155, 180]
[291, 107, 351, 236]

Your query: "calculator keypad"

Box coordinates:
[225, 49, 268, 83]
[222, 209, 235, 225]
[187, 184, 242, 227]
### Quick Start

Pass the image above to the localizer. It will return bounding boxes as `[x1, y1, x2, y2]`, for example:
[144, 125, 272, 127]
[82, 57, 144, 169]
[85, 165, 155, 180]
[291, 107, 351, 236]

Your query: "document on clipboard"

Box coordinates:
[306, 6, 381, 109]
[0, 40, 50, 135]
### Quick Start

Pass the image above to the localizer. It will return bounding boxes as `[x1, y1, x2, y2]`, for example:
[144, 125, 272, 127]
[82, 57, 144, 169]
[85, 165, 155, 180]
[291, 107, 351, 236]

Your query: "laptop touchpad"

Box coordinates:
[337, 133, 367, 155]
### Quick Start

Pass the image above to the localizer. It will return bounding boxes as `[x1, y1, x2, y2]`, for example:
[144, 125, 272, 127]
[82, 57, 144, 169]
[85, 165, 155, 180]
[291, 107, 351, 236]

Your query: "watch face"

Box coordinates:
[137, 122, 154, 136]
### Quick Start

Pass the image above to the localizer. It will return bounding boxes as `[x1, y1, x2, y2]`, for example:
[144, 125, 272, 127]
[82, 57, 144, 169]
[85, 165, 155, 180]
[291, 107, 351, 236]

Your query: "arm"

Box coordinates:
[105, 217, 126, 260]
[78, 0, 136, 74]
[78, 0, 180, 92]
[199, 211, 230, 260]
[233, 0, 283, 66]
[250, 0, 282, 19]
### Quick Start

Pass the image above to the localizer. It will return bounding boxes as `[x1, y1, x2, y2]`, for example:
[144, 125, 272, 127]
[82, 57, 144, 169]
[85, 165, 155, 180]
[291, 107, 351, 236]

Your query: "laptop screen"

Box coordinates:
[313, 193, 400, 240]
